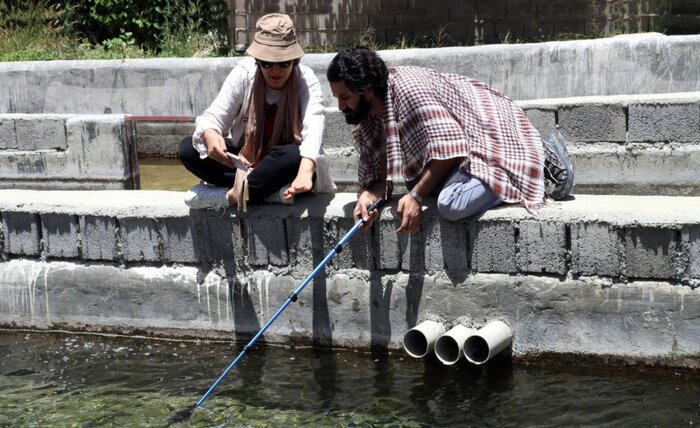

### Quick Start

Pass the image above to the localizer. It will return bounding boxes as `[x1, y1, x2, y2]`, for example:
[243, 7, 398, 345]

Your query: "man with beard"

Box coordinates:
[326, 46, 572, 234]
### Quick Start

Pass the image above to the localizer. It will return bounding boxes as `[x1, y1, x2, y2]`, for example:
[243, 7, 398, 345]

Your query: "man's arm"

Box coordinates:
[396, 157, 461, 234]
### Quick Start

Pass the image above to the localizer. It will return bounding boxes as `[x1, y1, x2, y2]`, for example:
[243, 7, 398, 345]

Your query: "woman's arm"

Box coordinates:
[285, 65, 326, 198]
[191, 62, 249, 163]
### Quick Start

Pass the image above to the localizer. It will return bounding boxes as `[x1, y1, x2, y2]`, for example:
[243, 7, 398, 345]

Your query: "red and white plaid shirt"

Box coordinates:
[352, 66, 545, 212]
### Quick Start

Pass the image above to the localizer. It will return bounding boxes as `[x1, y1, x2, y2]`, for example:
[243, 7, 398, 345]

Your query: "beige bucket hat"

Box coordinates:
[246, 13, 304, 62]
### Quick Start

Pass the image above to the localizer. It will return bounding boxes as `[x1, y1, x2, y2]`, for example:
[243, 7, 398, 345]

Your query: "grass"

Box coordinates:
[0, 0, 229, 61]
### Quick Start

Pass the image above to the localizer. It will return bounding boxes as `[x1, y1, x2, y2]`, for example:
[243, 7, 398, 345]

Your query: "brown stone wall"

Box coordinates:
[227, 0, 691, 49]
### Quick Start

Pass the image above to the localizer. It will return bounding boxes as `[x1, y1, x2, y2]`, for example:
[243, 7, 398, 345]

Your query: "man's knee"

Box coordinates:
[436, 181, 501, 221]
[437, 196, 481, 221]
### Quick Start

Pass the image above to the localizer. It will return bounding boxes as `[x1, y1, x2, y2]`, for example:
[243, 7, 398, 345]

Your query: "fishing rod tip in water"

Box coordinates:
[170, 404, 197, 424]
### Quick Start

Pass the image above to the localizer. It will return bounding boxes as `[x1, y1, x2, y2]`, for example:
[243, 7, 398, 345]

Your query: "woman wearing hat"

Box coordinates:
[179, 13, 334, 211]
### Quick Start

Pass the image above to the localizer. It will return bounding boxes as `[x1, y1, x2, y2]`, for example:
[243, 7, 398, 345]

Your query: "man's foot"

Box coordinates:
[542, 128, 575, 200]
[184, 184, 230, 210]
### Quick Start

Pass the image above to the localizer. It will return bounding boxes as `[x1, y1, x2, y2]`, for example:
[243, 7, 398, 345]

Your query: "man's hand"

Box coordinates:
[354, 190, 381, 231]
[396, 193, 422, 233]
[203, 129, 232, 167]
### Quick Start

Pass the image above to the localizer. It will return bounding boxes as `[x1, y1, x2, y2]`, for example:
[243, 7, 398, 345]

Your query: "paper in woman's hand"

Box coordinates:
[227, 153, 247, 171]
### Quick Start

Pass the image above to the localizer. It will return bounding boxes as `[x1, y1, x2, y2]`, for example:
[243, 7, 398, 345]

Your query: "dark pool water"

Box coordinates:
[0, 331, 698, 427]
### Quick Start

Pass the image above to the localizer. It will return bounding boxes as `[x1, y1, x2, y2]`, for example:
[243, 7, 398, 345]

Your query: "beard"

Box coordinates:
[342, 95, 372, 125]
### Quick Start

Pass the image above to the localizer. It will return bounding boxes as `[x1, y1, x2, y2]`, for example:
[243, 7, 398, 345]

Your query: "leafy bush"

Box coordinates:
[65, 0, 229, 54]
[0, 0, 231, 61]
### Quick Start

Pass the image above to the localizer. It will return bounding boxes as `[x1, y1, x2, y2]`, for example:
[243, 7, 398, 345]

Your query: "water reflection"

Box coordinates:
[0, 331, 698, 427]
[138, 156, 197, 191]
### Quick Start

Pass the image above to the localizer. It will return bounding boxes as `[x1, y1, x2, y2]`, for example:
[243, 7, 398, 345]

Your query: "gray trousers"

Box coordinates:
[408, 167, 502, 221]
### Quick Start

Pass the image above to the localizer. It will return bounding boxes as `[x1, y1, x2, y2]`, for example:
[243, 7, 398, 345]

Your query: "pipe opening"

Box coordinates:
[403, 329, 429, 358]
[435, 336, 460, 364]
[464, 335, 490, 364]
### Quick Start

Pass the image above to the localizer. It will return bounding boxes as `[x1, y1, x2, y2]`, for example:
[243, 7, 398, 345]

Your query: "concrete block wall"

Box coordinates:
[228, 0, 672, 48]
[0, 114, 138, 190]
[4, 90, 698, 195]
[1, 190, 699, 286]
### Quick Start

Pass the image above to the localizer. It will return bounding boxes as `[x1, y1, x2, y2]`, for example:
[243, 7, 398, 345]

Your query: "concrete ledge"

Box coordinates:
[1, 190, 699, 282]
[1, 34, 700, 115]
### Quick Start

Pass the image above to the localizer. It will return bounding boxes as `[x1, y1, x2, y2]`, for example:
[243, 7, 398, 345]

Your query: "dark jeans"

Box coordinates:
[179, 137, 302, 203]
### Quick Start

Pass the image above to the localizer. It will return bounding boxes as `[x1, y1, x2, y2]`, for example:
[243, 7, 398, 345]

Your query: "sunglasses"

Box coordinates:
[258, 60, 292, 69]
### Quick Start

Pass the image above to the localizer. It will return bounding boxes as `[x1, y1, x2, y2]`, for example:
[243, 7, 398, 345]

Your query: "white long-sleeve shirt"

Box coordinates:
[192, 57, 335, 193]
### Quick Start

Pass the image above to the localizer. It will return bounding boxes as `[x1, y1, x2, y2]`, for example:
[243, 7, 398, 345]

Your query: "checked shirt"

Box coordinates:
[352, 66, 545, 212]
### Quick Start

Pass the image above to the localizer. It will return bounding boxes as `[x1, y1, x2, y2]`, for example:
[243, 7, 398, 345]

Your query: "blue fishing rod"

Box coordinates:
[172, 198, 386, 422]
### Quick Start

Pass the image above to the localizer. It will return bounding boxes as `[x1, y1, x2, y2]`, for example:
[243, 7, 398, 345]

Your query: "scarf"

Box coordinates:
[239, 65, 303, 168]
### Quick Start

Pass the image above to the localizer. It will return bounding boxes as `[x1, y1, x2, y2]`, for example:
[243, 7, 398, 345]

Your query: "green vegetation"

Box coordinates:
[0, 0, 230, 61]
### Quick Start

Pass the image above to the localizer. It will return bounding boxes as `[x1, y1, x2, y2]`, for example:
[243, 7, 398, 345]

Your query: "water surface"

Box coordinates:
[0, 331, 698, 427]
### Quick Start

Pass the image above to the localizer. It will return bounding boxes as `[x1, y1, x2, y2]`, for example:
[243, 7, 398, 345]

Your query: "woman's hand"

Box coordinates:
[203, 129, 232, 167]
[284, 158, 315, 200]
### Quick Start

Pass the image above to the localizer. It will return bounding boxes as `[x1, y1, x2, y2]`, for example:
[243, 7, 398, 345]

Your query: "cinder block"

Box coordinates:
[523, 108, 556, 138]
[159, 216, 196, 264]
[132, 121, 194, 136]
[396, 9, 449, 26]
[242, 215, 288, 267]
[0, 117, 17, 149]
[517, 220, 568, 274]
[369, 13, 397, 27]
[136, 135, 183, 157]
[423, 212, 468, 274]
[504, 0, 536, 19]
[470, 220, 517, 273]
[475, 0, 506, 19]
[558, 105, 627, 142]
[377, 217, 401, 270]
[347, 218, 375, 270]
[2, 211, 40, 256]
[287, 217, 326, 273]
[41, 213, 79, 259]
[570, 222, 621, 277]
[398, 228, 423, 273]
[628, 103, 700, 143]
[0, 213, 4, 254]
[16, 117, 67, 151]
[323, 110, 355, 149]
[341, 13, 370, 29]
[355, 0, 383, 13]
[447, 1, 477, 21]
[118, 217, 162, 263]
[624, 227, 677, 280]
[80, 215, 118, 261]
[688, 225, 700, 279]
[384, 0, 409, 12]
[190, 210, 237, 272]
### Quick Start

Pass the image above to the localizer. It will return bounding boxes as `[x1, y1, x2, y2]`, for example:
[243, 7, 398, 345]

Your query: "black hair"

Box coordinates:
[326, 46, 389, 99]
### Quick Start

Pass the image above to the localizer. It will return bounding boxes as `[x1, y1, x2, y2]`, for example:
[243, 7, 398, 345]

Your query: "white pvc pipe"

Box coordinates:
[434, 324, 477, 365]
[402, 320, 446, 358]
[463, 320, 512, 365]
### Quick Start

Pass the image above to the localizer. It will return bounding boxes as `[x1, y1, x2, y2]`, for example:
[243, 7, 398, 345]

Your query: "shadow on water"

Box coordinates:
[0, 331, 698, 427]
